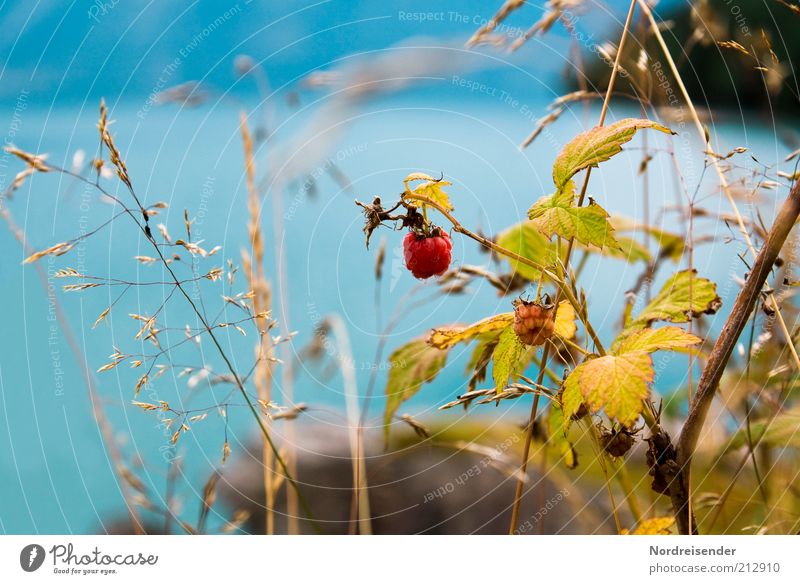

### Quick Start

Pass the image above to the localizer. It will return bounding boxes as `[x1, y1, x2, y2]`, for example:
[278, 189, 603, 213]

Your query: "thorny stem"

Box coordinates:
[508, 0, 639, 534]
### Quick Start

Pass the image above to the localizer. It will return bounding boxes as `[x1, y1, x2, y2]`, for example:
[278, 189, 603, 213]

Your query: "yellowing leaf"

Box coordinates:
[553, 300, 577, 339]
[547, 402, 578, 469]
[495, 221, 557, 281]
[565, 327, 701, 427]
[613, 326, 701, 355]
[528, 181, 620, 249]
[631, 270, 721, 328]
[552, 118, 673, 190]
[429, 313, 514, 350]
[384, 338, 448, 442]
[403, 172, 453, 211]
[492, 327, 527, 392]
[625, 516, 675, 535]
[566, 352, 653, 427]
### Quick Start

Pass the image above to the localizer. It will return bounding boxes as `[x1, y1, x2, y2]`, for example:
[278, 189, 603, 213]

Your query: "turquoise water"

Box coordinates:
[0, 94, 793, 533]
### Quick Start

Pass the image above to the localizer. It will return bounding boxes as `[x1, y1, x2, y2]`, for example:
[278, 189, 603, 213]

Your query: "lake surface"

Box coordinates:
[0, 94, 793, 533]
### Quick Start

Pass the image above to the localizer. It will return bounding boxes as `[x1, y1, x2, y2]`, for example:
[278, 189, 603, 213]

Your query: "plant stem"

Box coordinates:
[402, 193, 605, 353]
[507, 0, 639, 534]
[675, 179, 800, 534]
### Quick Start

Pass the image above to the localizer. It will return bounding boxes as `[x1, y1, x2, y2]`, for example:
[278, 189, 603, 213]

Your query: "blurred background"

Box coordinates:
[1, 0, 798, 534]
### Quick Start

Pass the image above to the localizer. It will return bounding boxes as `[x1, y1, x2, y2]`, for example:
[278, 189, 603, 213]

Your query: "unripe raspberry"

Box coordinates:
[403, 228, 452, 279]
[512, 299, 556, 346]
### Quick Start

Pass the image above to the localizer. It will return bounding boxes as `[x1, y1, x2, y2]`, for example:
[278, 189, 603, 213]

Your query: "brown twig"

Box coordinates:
[675, 179, 800, 534]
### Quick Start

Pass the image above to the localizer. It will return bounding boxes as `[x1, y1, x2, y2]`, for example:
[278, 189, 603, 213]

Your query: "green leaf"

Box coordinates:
[492, 327, 527, 392]
[631, 270, 722, 328]
[586, 235, 651, 263]
[403, 172, 453, 211]
[721, 406, 800, 454]
[612, 217, 685, 262]
[384, 338, 448, 442]
[528, 181, 620, 249]
[495, 220, 556, 280]
[613, 326, 702, 355]
[547, 402, 578, 469]
[553, 300, 577, 339]
[552, 118, 673, 190]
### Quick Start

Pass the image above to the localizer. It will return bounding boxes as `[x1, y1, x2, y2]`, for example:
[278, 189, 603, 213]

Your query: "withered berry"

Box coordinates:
[600, 428, 636, 457]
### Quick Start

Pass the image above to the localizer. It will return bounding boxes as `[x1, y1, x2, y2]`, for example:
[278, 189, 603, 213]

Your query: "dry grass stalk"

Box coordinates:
[240, 112, 278, 534]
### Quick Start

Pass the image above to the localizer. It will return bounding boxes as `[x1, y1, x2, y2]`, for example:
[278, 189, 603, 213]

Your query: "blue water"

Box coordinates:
[1, 92, 794, 534]
[0, 0, 796, 532]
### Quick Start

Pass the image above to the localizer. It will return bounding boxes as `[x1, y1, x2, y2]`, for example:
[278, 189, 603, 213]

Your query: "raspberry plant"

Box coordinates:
[358, 118, 733, 534]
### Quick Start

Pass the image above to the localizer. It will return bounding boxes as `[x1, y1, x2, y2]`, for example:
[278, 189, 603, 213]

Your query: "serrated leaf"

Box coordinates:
[624, 516, 675, 535]
[492, 327, 527, 392]
[384, 338, 448, 442]
[565, 326, 702, 427]
[613, 326, 701, 355]
[528, 181, 620, 249]
[547, 402, 578, 469]
[552, 118, 673, 190]
[566, 352, 653, 427]
[429, 313, 514, 350]
[495, 220, 557, 280]
[721, 405, 800, 454]
[631, 270, 721, 328]
[404, 172, 453, 211]
[553, 300, 577, 339]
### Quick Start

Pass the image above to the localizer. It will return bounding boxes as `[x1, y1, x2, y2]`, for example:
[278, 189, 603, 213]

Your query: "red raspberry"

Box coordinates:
[513, 299, 556, 346]
[403, 228, 452, 279]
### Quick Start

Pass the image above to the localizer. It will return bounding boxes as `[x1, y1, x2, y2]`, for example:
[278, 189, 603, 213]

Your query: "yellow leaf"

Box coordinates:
[403, 172, 454, 211]
[429, 313, 514, 350]
[613, 326, 701, 355]
[553, 300, 576, 339]
[566, 352, 653, 427]
[626, 516, 675, 535]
